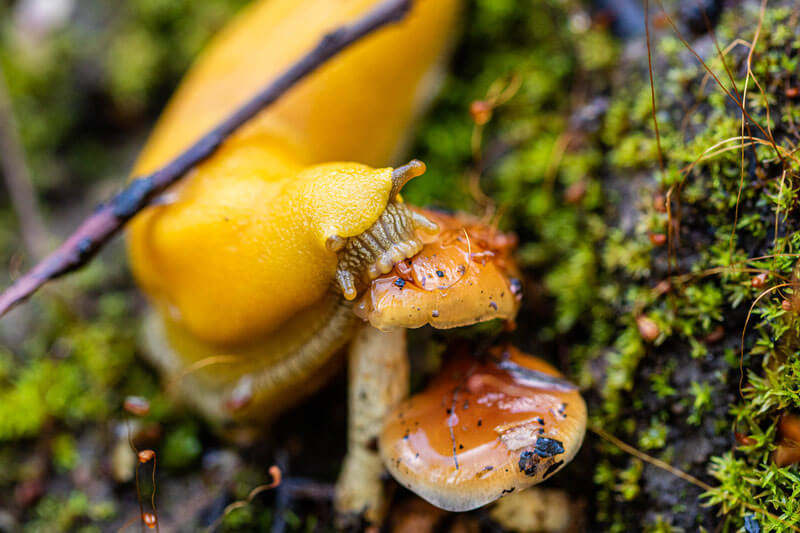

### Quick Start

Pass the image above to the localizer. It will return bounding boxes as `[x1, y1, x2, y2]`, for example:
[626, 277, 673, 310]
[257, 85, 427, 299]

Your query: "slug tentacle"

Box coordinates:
[336, 269, 358, 301]
[326, 234, 347, 253]
[390, 159, 427, 199]
[410, 209, 440, 233]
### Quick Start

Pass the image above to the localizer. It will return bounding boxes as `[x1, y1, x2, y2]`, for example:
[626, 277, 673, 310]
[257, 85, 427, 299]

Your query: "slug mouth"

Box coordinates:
[330, 160, 438, 300]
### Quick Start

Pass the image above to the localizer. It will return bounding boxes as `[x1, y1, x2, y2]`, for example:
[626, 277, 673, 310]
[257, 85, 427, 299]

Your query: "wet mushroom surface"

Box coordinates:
[773, 413, 800, 467]
[355, 207, 522, 330]
[380, 345, 586, 512]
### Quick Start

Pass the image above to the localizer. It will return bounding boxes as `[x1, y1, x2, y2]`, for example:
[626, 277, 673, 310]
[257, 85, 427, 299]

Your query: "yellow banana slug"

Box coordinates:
[126, 0, 462, 424]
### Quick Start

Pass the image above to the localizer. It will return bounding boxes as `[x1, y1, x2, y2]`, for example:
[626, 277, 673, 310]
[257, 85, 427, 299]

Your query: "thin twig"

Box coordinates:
[729, 0, 767, 265]
[204, 465, 282, 533]
[644, 0, 664, 174]
[0, 0, 413, 318]
[653, 0, 784, 165]
[0, 64, 50, 261]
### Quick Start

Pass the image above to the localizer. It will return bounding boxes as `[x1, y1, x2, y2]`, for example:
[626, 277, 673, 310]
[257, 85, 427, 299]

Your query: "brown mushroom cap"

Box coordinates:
[379, 346, 586, 512]
[774, 413, 800, 467]
[354, 208, 522, 330]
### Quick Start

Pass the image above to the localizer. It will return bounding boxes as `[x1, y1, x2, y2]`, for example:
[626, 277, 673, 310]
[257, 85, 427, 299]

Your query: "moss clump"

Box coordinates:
[407, 0, 617, 346]
[0, 307, 136, 440]
[559, 2, 800, 530]
[161, 422, 203, 470]
[421, 0, 800, 530]
[404, 0, 608, 213]
[25, 490, 116, 533]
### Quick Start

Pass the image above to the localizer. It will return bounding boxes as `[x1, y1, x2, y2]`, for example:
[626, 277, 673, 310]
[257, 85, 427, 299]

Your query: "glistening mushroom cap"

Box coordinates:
[773, 412, 800, 467]
[379, 346, 586, 512]
[354, 208, 522, 330]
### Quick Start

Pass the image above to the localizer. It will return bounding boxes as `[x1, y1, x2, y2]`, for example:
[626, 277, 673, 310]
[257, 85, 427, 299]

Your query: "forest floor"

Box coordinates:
[1, 0, 800, 531]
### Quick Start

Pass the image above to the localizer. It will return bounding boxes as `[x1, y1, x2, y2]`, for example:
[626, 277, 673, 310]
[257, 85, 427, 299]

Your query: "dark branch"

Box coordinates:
[0, 0, 413, 318]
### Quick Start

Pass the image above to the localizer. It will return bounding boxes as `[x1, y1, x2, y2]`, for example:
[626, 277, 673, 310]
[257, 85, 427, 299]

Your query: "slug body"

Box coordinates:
[127, 0, 461, 424]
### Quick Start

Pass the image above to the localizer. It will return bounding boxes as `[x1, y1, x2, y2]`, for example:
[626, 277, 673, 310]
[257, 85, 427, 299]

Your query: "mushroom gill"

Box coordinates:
[379, 345, 586, 512]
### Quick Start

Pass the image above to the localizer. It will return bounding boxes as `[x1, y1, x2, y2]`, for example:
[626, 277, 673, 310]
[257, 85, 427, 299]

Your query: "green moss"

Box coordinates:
[0, 312, 136, 440]
[161, 422, 202, 470]
[569, 2, 800, 530]
[220, 505, 258, 531]
[639, 420, 669, 450]
[687, 381, 714, 426]
[425, 0, 800, 529]
[25, 490, 114, 533]
[51, 434, 79, 472]
[643, 515, 685, 533]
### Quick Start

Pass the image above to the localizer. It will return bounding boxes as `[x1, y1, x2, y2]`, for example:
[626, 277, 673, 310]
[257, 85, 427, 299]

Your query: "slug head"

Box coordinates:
[328, 160, 438, 300]
[128, 155, 434, 346]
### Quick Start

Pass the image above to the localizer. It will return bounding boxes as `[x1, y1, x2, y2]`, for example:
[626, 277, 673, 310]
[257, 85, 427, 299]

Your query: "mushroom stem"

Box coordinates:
[390, 159, 427, 199]
[334, 325, 409, 525]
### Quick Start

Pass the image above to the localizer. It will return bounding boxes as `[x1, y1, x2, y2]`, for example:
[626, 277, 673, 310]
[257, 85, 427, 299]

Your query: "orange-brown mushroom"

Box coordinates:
[773, 412, 800, 467]
[338, 207, 522, 523]
[354, 208, 522, 330]
[380, 345, 586, 512]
